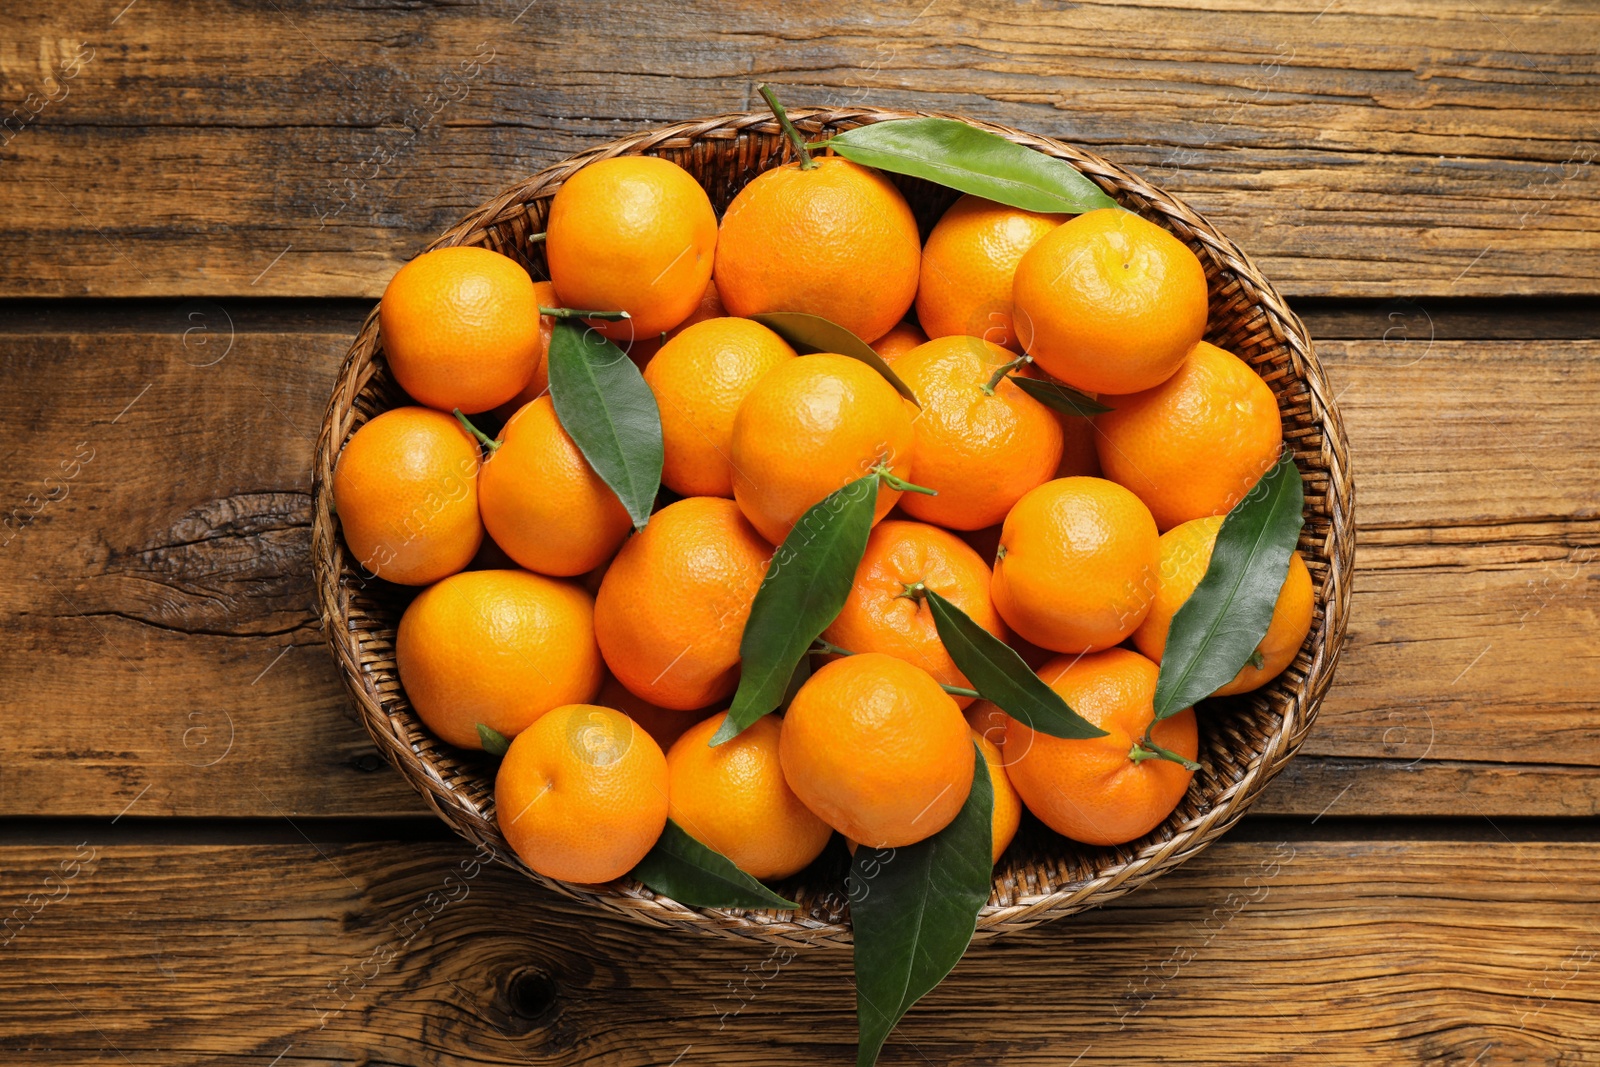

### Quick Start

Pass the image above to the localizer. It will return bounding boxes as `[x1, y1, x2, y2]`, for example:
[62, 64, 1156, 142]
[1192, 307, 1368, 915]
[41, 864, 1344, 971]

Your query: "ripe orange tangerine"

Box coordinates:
[1004, 648, 1198, 847]
[893, 335, 1064, 530]
[779, 652, 974, 850]
[1013, 208, 1209, 396]
[667, 713, 834, 881]
[821, 519, 1005, 707]
[715, 155, 920, 344]
[379, 246, 543, 414]
[991, 477, 1160, 654]
[396, 569, 603, 750]
[916, 194, 1063, 352]
[546, 155, 718, 341]
[728, 353, 915, 546]
[495, 704, 668, 884]
[477, 396, 632, 577]
[644, 317, 797, 498]
[593, 497, 773, 710]
[972, 729, 1022, 863]
[1094, 340, 1284, 532]
[869, 320, 928, 364]
[332, 406, 483, 586]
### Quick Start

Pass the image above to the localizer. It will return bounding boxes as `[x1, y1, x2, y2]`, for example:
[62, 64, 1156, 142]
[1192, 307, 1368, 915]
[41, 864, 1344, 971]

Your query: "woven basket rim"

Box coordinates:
[310, 105, 1355, 948]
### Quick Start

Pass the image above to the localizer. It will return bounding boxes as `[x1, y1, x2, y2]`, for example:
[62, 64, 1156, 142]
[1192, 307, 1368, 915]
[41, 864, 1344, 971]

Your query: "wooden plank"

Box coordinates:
[2, 0, 1598, 298]
[0, 324, 422, 819]
[0, 834, 1595, 1063]
[1, 327, 1597, 816]
[1321, 341, 1600, 528]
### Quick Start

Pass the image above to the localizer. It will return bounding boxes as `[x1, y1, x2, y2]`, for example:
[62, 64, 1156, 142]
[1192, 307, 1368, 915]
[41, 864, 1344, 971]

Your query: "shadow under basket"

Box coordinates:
[310, 106, 1355, 949]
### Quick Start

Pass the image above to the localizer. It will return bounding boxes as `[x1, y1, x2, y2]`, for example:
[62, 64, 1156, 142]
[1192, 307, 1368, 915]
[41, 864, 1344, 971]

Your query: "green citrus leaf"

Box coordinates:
[1153, 450, 1306, 719]
[750, 312, 921, 407]
[712, 475, 879, 745]
[851, 743, 993, 1067]
[1005, 374, 1112, 416]
[924, 589, 1105, 739]
[475, 723, 510, 757]
[820, 117, 1120, 215]
[546, 319, 663, 529]
[631, 820, 799, 910]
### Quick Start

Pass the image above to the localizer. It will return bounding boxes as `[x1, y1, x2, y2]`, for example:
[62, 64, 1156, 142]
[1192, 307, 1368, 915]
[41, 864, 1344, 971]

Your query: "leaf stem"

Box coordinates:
[873, 464, 937, 496]
[453, 408, 501, 453]
[942, 684, 981, 699]
[757, 83, 817, 170]
[538, 305, 631, 321]
[982, 355, 1032, 395]
[1127, 737, 1200, 772]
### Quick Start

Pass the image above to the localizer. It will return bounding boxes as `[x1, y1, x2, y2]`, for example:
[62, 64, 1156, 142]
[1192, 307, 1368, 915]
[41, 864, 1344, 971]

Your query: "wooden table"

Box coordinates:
[3, 2, 1597, 1063]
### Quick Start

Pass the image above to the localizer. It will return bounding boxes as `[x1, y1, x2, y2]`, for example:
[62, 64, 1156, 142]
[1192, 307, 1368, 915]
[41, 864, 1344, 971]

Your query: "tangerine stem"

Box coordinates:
[1128, 738, 1200, 772]
[452, 408, 501, 453]
[529, 231, 546, 244]
[758, 83, 817, 170]
[895, 580, 928, 603]
[982, 355, 1032, 395]
[538, 305, 630, 321]
[873, 464, 937, 496]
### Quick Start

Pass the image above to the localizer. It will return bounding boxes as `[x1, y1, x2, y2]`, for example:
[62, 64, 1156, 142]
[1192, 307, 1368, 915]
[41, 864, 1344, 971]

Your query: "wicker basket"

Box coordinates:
[311, 106, 1354, 948]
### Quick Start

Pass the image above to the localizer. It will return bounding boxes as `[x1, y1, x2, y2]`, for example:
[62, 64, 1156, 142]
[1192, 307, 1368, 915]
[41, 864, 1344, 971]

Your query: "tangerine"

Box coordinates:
[1094, 340, 1283, 531]
[821, 519, 1005, 707]
[779, 652, 974, 849]
[916, 194, 1063, 351]
[991, 477, 1159, 653]
[729, 353, 915, 545]
[644, 317, 797, 498]
[667, 713, 833, 881]
[1131, 515, 1314, 696]
[893, 336, 1064, 529]
[379, 246, 543, 413]
[715, 156, 920, 343]
[546, 156, 718, 342]
[396, 569, 603, 749]
[593, 497, 772, 710]
[332, 406, 482, 586]
[1012, 208, 1208, 395]
[477, 396, 632, 577]
[1004, 648, 1197, 846]
[496, 704, 668, 883]
[869, 320, 929, 364]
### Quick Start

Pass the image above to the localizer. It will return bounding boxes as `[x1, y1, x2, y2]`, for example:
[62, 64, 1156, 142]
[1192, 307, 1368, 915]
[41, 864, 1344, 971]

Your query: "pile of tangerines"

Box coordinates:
[332, 114, 1312, 895]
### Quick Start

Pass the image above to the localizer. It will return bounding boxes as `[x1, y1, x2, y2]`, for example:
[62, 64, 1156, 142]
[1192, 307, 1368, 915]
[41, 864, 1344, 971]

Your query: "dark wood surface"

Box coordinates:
[3, 1, 1597, 1063]
[3, 826, 1599, 1065]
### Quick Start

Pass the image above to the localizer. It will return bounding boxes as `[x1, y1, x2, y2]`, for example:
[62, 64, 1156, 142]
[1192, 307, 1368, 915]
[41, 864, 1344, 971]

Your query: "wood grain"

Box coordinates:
[1, 0, 1597, 298]
[1, 834, 1595, 1064]
[1, 326, 1596, 817]
[0, 323, 422, 819]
